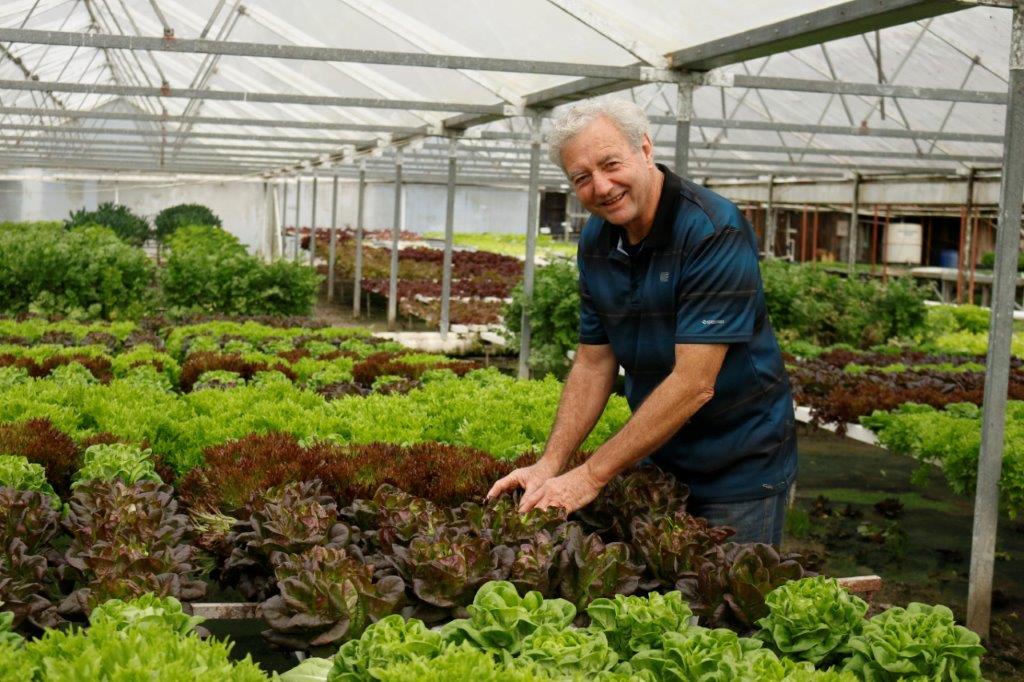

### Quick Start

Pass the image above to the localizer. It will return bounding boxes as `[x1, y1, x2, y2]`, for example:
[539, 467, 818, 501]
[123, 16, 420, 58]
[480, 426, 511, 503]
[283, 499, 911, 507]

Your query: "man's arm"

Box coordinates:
[486, 342, 618, 500]
[518, 342, 727, 513]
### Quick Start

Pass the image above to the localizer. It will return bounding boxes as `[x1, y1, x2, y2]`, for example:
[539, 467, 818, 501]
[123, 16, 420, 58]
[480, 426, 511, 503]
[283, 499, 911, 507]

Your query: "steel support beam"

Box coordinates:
[518, 121, 543, 380]
[848, 173, 861, 269]
[279, 180, 288, 262]
[292, 177, 301, 262]
[967, 5, 1024, 639]
[309, 173, 318, 266]
[707, 73, 1005, 105]
[667, 0, 967, 70]
[0, 78, 508, 114]
[354, 163, 366, 317]
[764, 174, 777, 256]
[681, 117, 1004, 144]
[0, 28, 677, 81]
[387, 150, 403, 330]
[0, 105, 423, 134]
[440, 137, 458, 340]
[675, 83, 693, 176]
[0, 122, 375, 146]
[327, 174, 339, 302]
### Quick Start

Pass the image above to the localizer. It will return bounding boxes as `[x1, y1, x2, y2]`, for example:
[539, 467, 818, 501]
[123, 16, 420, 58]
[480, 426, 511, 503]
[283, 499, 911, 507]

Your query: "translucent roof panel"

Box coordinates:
[0, 0, 1014, 178]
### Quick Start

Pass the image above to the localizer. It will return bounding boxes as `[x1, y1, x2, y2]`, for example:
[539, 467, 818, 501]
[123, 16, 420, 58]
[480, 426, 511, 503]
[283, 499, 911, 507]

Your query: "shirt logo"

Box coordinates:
[659, 272, 670, 282]
[701, 319, 725, 325]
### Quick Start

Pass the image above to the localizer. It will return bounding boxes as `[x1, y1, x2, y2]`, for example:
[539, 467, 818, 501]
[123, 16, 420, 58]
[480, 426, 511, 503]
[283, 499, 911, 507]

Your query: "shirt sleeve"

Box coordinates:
[675, 226, 759, 344]
[578, 251, 609, 344]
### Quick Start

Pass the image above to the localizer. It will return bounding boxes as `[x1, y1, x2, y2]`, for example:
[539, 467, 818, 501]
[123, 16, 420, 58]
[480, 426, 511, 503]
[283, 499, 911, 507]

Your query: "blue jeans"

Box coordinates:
[687, 486, 790, 546]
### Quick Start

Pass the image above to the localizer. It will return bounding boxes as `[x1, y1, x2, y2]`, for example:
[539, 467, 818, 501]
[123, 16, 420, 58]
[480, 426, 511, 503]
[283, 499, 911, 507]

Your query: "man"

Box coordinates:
[486, 100, 796, 545]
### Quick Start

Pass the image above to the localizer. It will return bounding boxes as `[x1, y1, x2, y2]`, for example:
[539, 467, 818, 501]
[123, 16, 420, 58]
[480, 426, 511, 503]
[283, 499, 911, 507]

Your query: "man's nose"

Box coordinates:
[592, 172, 613, 196]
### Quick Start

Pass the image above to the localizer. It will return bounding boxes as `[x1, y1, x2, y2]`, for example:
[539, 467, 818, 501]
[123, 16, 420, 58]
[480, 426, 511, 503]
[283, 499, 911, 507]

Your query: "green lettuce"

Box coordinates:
[439, 580, 575, 654]
[329, 614, 444, 681]
[88, 593, 204, 636]
[843, 602, 985, 680]
[756, 576, 868, 665]
[518, 623, 618, 675]
[0, 456, 57, 499]
[71, 443, 162, 488]
[586, 591, 693, 658]
[630, 627, 769, 681]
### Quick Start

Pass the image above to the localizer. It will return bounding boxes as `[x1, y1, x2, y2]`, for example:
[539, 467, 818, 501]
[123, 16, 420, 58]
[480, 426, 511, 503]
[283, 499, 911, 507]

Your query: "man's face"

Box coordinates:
[560, 116, 656, 229]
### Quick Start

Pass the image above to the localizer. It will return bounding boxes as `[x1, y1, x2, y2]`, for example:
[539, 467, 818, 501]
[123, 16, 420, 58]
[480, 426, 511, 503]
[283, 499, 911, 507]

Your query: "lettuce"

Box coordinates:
[630, 512, 733, 588]
[843, 603, 985, 680]
[88, 593, 204, 635]
[587, 591, 693, 659]
[261, 546, 405, 650]
[557, 524, 642, 614]
[71, 442, 162, 488]
[439, 580, 575, 654]
[518, 623, 618, 675]
[630, 627, 768, 681]
[329, 614, 444, 681]
[756, 576, 868, 665]
[278, 656, 334, 682]
[0, 455, 57, 499]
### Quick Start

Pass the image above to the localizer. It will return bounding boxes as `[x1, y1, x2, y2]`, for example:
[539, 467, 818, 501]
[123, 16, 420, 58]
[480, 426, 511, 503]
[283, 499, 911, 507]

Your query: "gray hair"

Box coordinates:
[546, 99, 651, 170]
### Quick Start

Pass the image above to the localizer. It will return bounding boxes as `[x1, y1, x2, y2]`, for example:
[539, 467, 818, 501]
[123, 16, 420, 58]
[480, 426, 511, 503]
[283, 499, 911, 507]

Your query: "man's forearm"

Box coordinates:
[538, 352, 616, 472]
[584, 371, 714, 486]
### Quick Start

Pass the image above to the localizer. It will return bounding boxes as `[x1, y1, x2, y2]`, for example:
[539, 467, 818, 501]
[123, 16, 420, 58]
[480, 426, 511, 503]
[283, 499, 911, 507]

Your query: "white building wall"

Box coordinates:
[0, 173, 532, 251]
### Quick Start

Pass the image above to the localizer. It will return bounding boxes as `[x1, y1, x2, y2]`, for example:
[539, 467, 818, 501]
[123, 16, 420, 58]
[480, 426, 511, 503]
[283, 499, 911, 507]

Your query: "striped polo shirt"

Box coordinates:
[577, 165, 797, 503]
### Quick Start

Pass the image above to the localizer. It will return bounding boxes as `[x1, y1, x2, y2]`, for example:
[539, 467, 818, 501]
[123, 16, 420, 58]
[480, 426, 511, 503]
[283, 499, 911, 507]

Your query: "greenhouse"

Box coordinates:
[1, 0, 1024, 679]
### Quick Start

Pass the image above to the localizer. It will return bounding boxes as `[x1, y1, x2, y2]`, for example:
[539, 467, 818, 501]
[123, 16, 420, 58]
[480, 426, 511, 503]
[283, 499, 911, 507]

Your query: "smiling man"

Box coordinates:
[487, 100, 797, 545]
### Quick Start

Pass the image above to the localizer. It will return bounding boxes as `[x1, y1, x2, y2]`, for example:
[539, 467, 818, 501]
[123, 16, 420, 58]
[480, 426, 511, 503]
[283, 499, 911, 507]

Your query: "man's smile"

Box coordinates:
[601, 190, 627, 207]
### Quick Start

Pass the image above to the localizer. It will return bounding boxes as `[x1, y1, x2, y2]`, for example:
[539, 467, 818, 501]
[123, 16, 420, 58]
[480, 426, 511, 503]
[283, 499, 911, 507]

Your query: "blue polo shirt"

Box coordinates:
[578, 165, 796, 503]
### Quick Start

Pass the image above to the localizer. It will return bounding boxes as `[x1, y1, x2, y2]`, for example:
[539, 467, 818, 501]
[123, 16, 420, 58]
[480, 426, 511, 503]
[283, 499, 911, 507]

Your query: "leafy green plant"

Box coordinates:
[261, 545, 404, 651]
[630, 511, 733, 587]
[389, 528, 513, 615]
[224, 480, 354, 601]
[0, 224, 153, 319]
[518, 623, 619, 675]
[439, 580, 575, 654]
[0, 418, 80, 497]
[154, 203, 223, 243]
[630, 626, 770, 681]
[329, 614, 445, 681]
[0, 487, 64, 632]
[587, 591, 694, 659]
[504, 261, 580, 378]
[65, 202, 151, 247]
[755, 576, 868, 665]
[979, 250, 1024, 271]
[60, 480, 205, 616]
[557, 524, 643, 614]
[0, 456, 57, 499]
[88, 593, 204, 635]
[843, 603, 985, 680]
[22, 595, 267, 681]
[677, 543, 806, 631]
[71, 442, 162, 488]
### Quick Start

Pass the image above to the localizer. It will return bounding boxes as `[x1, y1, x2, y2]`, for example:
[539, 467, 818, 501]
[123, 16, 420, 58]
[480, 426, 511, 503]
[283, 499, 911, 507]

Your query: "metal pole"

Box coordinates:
[969, 208, 980, 303]
[279, 180, 288, 262]
[848, 172, 860, 271]
[965, 168, 978, 301]
[968, 3, 1024, 638]
[440, 137, 458, 340]
[675, 82, 694, 176]
[292, 177, 301, 263]
[870, 205, 879, 274]
[764, 174, 777, 257]
[309, 173, 318, 267]
[800, 207, 808, 262]
[882, 204, 890, 284]
[387, 150, 402, 331]
[811, 207, 819, 263]
[327, 174, 339, 302]
[518, 119, 543, 380]
[353, 162, 366, 317]
[957, 205, 969, 303]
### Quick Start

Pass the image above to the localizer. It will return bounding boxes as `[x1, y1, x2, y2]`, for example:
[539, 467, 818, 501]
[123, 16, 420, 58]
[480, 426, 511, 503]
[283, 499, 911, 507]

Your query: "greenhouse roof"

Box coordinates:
[0, 0, 1015, 182]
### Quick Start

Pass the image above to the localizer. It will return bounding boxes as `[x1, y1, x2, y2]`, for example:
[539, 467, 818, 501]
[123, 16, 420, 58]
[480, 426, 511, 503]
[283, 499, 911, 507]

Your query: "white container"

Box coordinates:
[884, 222, 923, 265]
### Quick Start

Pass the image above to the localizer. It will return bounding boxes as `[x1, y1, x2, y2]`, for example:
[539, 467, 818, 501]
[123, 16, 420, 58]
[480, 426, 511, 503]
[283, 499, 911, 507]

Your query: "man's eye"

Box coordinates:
[574, 176, 590, 187]
[605, 161, 620, 169]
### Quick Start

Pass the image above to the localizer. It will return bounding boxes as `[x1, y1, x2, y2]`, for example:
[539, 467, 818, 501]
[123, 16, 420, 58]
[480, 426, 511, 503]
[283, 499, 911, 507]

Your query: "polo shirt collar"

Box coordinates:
[598, 163, 683, 253]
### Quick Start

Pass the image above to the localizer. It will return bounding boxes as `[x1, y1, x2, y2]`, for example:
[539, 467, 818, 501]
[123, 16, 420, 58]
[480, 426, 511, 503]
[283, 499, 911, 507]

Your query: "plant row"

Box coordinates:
[63, 201, 222, 246]
[0, 367, 629, 472]
[0, 223, 319, 319]
[787, 349, 1024, 427]
[862, 401, 1024, 518]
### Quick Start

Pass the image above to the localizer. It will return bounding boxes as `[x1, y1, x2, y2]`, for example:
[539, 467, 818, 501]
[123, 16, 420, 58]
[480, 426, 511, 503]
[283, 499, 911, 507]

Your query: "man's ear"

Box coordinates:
[641, 133, 655, 166]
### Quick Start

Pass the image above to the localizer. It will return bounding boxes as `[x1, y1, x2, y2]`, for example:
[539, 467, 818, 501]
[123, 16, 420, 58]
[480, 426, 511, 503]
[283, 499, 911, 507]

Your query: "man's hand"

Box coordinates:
[486, 459, 561, 502]
[517, 463, 604, 514]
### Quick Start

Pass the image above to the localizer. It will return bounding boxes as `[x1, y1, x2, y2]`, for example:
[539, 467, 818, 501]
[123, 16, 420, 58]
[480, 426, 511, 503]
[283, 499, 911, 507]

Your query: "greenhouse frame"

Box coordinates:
[2, 0, 1024, 678]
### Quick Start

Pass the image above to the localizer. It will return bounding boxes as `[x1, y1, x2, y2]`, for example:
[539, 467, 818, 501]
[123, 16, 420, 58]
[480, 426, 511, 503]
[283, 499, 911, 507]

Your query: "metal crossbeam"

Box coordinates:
[0, 78, 509, 114]
[0, 27, 677, 81]
[706, 73, 1005, 105]
[667, 0, 967, 70]
[1, 122, 374, 146]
